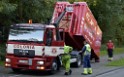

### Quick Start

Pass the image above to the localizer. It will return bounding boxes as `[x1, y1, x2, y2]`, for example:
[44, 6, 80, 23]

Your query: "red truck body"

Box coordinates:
[51, 2, 102, 58]
[5, 2, 102, 74]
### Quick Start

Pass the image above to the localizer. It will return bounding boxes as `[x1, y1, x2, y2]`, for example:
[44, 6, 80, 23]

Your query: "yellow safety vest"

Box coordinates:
[84, 44, 91, 55]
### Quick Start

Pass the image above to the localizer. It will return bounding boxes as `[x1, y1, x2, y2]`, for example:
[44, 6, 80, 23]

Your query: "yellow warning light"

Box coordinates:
[40, 66, 45, 70]
[37, 66, 45, 70]
[29, 19, 32, 24]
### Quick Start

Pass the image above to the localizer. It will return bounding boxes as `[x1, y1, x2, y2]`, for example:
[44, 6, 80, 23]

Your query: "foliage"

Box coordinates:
[0, 0, 17, 14]
[0, 43, 6, 61]
[9, 0, 55, 23]
[0, 0, 17, 26]
[0, 61, 4, 66]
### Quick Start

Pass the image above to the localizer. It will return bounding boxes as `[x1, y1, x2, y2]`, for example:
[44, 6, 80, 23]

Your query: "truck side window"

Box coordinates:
[46, 29, 53, 46]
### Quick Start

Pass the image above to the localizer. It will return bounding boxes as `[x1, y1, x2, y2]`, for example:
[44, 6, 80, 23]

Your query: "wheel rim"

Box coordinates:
[52, 62, 57, 71]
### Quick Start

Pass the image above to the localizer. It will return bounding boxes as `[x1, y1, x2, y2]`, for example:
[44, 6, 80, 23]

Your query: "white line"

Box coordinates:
[9, 75, 21, 77]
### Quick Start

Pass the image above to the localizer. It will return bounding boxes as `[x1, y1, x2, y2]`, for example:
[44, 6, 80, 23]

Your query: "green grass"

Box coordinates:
[106, 58, 124, 66]
[0, 61, 4, 66]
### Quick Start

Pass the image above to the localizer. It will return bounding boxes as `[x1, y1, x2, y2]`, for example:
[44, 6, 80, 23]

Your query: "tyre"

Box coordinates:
[12, 68, 21, 73]
[50, 60, 58, 74]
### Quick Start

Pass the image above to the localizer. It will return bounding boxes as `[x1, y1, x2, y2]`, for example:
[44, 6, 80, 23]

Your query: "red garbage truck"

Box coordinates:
[5, 2, 102, 74]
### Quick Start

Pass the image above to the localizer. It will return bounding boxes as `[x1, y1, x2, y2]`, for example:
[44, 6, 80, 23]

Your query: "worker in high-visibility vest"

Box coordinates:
[81, 41, 92, 75]
[62, 45, 73, 75]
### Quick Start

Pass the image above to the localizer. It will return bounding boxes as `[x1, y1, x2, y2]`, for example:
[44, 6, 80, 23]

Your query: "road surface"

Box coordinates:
[0, 64, 124, 77]
[96, 68, 124, 77]
[1, 53, 124, 77]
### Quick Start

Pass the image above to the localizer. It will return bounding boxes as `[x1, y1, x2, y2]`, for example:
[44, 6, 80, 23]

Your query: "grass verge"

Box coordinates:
[0, 61, 4, 66]
[106, 58, 124, 66]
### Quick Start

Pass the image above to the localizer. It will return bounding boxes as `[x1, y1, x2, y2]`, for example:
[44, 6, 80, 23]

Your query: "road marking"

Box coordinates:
[94, 67, 123, 77]
[9, 75, 21, 77]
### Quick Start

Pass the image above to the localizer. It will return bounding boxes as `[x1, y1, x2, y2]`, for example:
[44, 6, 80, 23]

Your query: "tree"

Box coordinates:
[0, 0, 17, 26]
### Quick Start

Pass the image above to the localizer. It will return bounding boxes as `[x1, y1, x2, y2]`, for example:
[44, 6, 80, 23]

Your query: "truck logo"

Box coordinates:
[52, 48, 57, 54]
[14, 44, 35, 49]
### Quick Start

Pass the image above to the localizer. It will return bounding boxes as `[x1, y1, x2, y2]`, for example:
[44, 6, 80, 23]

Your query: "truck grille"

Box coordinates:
[17, 65, 29, 68]
[14, 49, 35, 58]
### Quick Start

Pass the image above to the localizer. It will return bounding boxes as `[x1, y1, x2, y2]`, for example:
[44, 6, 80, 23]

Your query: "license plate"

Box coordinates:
[28, 59, 32, 65]
[19, 60, 28, 64]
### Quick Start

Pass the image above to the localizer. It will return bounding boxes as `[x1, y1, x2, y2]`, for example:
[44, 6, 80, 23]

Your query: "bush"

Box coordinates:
[0, 43, 6, 61]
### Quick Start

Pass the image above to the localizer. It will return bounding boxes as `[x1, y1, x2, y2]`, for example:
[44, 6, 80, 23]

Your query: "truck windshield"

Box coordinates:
[8, 27, 45, 43]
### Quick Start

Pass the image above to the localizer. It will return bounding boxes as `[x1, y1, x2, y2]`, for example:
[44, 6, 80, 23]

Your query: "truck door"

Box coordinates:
[45, 29, 53, 46]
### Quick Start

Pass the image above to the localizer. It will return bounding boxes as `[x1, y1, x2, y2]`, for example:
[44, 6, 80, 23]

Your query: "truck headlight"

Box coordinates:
[6, 58, 11, 62]
[37, 61, 44, 65]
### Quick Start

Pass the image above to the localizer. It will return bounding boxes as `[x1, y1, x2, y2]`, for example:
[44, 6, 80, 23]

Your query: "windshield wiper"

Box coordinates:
[28, 38, 38, 41]
[9, 39, 30, 42]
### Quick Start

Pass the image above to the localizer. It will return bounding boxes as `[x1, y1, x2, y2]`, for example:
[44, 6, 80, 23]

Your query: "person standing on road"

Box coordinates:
[62, 45, 73, 75]
[106, 40, 114, 61]
[81, 41, 92, 75]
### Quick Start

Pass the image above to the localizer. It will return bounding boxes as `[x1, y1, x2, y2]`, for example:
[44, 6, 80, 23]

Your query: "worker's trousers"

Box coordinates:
[107, 49, 113, 58]
[62, 54, 71, 72]
[83, 54, 91, 68]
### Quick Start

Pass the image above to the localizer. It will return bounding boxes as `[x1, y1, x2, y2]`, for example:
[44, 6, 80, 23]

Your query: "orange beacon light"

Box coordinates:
[29, 19, 32, 24]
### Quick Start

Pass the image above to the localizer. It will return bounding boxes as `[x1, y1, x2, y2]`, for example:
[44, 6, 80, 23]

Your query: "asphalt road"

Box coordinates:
[0, 66, 86, 77]
[96, 68, 124, 77]
[1, 66, 124, 77]
[1, 53, 124, 77]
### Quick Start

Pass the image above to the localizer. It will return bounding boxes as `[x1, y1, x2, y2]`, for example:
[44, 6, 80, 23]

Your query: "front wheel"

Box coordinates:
[50, 59, 58, 74]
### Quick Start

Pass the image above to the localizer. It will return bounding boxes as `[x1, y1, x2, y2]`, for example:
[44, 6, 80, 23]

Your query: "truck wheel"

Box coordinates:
[12, 68, 21, 72]
[50, 60, 58, 74]
[74, 55, 82, 67]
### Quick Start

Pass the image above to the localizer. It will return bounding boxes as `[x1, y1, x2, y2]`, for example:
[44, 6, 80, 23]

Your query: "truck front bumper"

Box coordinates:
[5, 56, 53, 71]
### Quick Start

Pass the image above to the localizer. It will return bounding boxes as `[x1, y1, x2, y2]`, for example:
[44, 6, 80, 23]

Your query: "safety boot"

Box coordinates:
[108, 58, 111, 61]
[69, 69, 72, 75]
[110, 57, 113, 61]
[88, 68, 92, 74]
[81, 68, 88, 75]
[64, 72, 69, 75]
[108, 57, 113, 61]
[64, 69, 72, 75]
